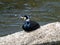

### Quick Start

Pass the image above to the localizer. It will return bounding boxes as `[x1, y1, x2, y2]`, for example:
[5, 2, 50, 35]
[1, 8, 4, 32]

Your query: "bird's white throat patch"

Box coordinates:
[26, 19, 30, 21]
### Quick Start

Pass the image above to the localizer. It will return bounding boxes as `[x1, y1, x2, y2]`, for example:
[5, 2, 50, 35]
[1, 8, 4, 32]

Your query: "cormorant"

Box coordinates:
[20, 15, 40, 32]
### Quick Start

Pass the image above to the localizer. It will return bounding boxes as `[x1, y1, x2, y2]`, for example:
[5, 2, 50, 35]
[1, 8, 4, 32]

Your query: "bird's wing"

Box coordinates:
[30, 21, 40, 28]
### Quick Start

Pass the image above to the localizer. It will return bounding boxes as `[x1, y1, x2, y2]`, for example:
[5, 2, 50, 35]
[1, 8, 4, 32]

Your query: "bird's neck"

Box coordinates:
[26, 19, 30, 22]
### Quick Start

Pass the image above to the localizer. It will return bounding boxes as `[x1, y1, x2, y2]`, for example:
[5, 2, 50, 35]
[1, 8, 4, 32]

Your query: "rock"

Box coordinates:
[0, 22, 60, 45]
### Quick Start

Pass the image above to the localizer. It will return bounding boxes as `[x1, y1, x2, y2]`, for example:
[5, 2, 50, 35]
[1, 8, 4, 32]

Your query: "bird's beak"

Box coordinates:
[20, 16, 26, 20]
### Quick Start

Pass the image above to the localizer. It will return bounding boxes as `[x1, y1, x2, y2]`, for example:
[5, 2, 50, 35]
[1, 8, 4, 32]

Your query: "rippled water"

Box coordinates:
[0, 1, 60, 36]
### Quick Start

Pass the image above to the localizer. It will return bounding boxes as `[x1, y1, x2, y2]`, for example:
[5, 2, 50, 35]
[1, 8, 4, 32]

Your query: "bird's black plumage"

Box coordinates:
[21, 15, 40, 32]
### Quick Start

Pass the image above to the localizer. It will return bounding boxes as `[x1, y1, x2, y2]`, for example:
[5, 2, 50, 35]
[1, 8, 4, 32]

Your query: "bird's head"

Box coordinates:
[20, 15, 30, 21]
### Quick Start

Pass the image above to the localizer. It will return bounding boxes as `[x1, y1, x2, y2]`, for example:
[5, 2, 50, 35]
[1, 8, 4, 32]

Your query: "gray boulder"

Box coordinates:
[0, 22, 60, 45]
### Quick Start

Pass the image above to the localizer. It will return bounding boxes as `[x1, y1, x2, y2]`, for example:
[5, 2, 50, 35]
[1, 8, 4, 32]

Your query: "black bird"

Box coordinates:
[21, 15, 40, 32]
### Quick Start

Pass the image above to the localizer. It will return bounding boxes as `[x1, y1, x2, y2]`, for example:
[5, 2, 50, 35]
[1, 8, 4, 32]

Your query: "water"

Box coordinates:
[0, 0, 60, 36]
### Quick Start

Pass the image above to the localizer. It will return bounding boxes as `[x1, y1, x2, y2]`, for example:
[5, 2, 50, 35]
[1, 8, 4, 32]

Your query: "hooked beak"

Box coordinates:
[20, 16, 26, 20]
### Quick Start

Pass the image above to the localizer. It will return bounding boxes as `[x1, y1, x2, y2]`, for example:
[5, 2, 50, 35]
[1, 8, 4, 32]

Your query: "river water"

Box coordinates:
[0, 0, 60, 36]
